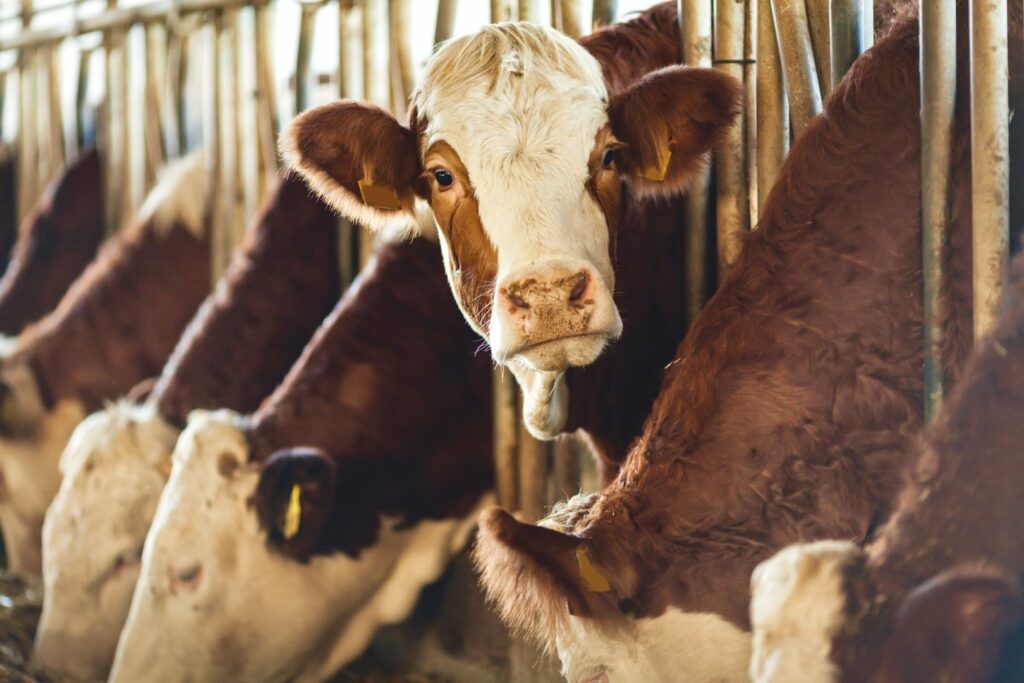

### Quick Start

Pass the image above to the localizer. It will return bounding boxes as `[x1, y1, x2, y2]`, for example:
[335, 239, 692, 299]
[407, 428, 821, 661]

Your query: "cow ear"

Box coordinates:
[473, 507, 614, 653]
[878, 564, 1022, 683]
[255, 447, 338, 561]
[608, 66, 741, 197]
[280, 101, 428, 238]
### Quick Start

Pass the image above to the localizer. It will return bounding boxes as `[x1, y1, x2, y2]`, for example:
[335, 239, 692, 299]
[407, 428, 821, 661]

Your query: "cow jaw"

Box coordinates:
[34, 403, 176, 681]
[749, 541, 862, 683]
[110, 410, 490, 683]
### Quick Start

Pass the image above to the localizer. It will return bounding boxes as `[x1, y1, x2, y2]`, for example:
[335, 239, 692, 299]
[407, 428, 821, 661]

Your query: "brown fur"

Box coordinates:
[4, 197, 211, 413]
[0, 149, 105, 337]
[249, 239, 493, 560]
[152, 174, 341, 426]
[579, 2, 680, 96]
[475, 9, 987, 653]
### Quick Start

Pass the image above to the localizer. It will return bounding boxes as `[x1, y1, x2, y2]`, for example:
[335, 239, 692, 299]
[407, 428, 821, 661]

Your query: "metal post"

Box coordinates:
[829, 0, 867, 88]
[74, 45, 95, 152]
[493, 370, 519, 510]
[517, 390, 549, 522]
[552, 436, 580, 502]
[164, 22, 190, 157]
[491, 0, 514, 22]
[559, 0, 582, 37]
[359, 0, 385, 265]
[920, 1, 955, 419]
[518, 0, 540, 24]
[43, 44, 65, 182]
[435, 0, 457, 44]
[254, 2, 276, 174]
[388, 0, 413, 111]
[143, 22, 166, 189]
[744, 0, 757, 230]
[16, 1, 37, 228]
[970, 0, 1010, 339]
[770, 0, 822, 136]
[805, 0, 831, 96]
[757, 0, 788, 217]
[295, 2, 319, 115]
[335, 0, 357, 287]
[592, 0, 616, 27]
[679, 0, 712, 323]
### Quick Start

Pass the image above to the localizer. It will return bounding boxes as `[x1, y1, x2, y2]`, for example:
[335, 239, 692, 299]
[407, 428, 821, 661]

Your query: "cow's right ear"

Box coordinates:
[255, 447, 338, 562]
[280, 101, 427, 238]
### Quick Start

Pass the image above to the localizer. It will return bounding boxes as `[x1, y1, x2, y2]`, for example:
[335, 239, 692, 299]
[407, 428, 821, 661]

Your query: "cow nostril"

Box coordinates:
[568, 273, 588, 303]
[509, 294, 529, 310]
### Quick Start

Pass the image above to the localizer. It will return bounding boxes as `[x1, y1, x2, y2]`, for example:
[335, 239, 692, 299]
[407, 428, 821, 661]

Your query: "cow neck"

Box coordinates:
[0, 148, 105, 337]
[568, 16, 946, 630]
[247, 238, 492, 555]
[152, 176, 342, 427]
[0, 149, 16, 275]
[9, 216, 211, 414]
[579, 2, 681, 97]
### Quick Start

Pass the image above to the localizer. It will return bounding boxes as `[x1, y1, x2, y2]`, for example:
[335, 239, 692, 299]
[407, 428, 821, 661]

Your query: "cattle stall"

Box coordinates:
[0, 0, 1015, 680]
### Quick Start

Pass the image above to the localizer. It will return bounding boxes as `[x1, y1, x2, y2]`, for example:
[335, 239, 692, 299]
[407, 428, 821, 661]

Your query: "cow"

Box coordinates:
[0, 152, 212, 575]
[108, 238, 494, 683]
[281, 3, 740, 447]
[466, 5, 1024, 681]
[31, 174, 341, 681]
[0, 148, 106, 337]
[748, 253, 1024, 683]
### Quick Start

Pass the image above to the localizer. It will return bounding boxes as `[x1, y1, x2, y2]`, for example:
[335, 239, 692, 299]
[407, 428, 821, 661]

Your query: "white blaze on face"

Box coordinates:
[749, 541, 862, 683]
[555, 609, 751, 683]
[0, 362, 86, 576]
[33, 402, 177, 681]
[109, 410, 490, 683]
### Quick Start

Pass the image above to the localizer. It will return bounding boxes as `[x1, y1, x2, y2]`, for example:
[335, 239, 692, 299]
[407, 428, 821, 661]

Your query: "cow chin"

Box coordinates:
[515, 333, 611, 373]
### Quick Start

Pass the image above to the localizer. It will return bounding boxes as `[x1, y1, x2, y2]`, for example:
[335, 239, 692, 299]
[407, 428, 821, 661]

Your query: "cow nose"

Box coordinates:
[501, 270, 593, 314]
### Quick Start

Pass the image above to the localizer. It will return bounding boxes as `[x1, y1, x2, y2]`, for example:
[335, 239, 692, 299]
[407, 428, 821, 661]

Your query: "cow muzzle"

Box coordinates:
[492, 262, 622, 373]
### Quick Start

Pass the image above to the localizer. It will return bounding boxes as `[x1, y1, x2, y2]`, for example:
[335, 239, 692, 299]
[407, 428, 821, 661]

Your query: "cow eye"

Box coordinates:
[601, 147, 615, 168]
[434, 169, 454, 188]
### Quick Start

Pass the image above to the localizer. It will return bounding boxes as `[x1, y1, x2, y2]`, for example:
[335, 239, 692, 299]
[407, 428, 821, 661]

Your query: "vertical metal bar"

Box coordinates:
[970, 0, 1010, 339]
[359, 0, 385, 265]
[105, 0, 131, 232]
[335, 0, 357, 288]
[559, 0, 582, 37]
[207, 16, 224, 283]
[435, 0, 457, 43]
[744, 0, 757, 230]
[388, 0, 413, 110]
[805, 0, 831, 96]
[492, 0, 514, 22]
[518, 0, 540, 24]
[829, 0, 867, 88]
[164, 27, 188, 157]
[757, 0, 787, 217]
[920, 1, 955, 420]
[517, 392, 549, 522]
[295, 3, 318, 116]
[17, 1, 37, 228]
[254, 2, 276, 175]
[713, 0, 748, 278]
[770, 0, 822, 136]
[75, 45, 95, 152]
[44, 44, 64, 180]
[552, 436, 580, 502]
[493, 370, 519, 510]
[143, 22, 166, 189]
[592, 0, 616, 27]
[679, 0, 712, 323]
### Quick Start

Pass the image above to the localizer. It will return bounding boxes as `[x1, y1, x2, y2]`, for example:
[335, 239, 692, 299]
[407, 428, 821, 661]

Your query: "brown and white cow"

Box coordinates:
[0, 152, 212, 575]
[467, 6, 1024, 681]
[0, 148, 106, 337]
[749, 252, 1024, 683]
[109, 238, 494, 683]
[32, 174, 341, 681]
[282, 3, 740, 441]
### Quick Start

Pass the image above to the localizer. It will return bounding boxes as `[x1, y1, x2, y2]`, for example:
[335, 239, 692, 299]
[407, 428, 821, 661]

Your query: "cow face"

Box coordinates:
[34, 403, 177, 681]
[0, 362, 85, 575]
[282, 24, 740, 437]
[109, 411, 487, 683]
[474, 508, 750, 683]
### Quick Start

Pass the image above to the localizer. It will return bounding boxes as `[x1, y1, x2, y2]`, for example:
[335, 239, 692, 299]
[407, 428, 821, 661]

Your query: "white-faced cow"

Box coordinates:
[0, 152, 213, 575]
[749, 252, 1024, 683]
[32, 174, 341, 682]
[109, 238, 494, 683]
[282, 2, 740, 446]
[467, 5, 1024, 682]
[0, 148, 106, 337]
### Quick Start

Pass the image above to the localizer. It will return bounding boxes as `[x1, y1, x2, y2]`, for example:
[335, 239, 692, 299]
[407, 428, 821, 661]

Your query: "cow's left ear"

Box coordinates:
[255, 447, 339, 561]
[280, 100, 429, 238]
[608, 66, 741, 197]
[473, 507, 615, 653]
[877, 564, 1022, 683]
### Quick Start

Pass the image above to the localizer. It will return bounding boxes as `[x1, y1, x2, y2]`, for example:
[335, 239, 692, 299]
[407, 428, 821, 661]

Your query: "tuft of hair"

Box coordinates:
[57, 401, 172, 477]
[414, 22, 606, 117]
[136, 149, 212, 239]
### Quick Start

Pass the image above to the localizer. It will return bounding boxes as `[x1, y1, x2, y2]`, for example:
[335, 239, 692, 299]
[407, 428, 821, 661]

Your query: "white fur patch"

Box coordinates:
[136, 149, 211, 239]
[749, 541, 862, 683]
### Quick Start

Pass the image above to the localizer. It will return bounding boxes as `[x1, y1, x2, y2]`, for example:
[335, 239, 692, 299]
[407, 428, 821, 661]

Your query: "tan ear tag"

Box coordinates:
[357, 179, 402, 211]
[282, 484, 302, 540]
[576, 547, 611, 593]
[638, 146, 672, 182]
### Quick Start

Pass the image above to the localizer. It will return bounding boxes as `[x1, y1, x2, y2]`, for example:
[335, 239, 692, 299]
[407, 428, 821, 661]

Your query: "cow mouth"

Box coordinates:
[507, 332, 612, 373]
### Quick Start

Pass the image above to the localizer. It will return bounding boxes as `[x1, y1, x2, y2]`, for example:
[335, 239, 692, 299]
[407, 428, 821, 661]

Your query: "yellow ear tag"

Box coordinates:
[357, 179, 402, 211]
[576, 547, 611, 593]
[282, 484, 302, 540]
[638, 147, 672, 182]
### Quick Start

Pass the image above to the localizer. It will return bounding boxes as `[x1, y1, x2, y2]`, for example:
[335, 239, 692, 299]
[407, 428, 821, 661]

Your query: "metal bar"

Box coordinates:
[335, 0, 357, 287]
[770, 0, 822, 136]
[805, 0, 831, 96]
[295, 2, 319, 115]
[970, 0, 1010, 339]
[493, 370, 519, 510]
[920, 1, 955, 420]
[517, 396, 549, 522]
[592, 0, 616, 27]
[143, 22, 166, 188]
[388, 0, 413, 110]
[679, 0, 712, 323]
[714, 0, 748, 277]
[829, 0, 867, 88]
[44, 44, 64, 178]
[254, 1, 275, 172]
[491, 0, 514, 22]
[552, 436, 579, 502]
[559, 0, 582, 37]
[74, 45, 95, 152]
[757, 0, 787, 217]
[359, 0, 385, 264]
[518, 0, 539, 24]
[744, 0, 757, 230]
[435, 0, 456, 44]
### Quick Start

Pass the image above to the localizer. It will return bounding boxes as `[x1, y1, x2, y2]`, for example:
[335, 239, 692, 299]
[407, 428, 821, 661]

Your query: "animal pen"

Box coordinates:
[0, 0, 1015, 679]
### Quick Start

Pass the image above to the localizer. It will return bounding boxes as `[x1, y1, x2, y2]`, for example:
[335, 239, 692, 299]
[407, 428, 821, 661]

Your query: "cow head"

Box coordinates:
[33, 403, 177, 681]
[282, 23, 740, 437]
[474, 507, 750, 682]
[110, 411, 487, 683]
